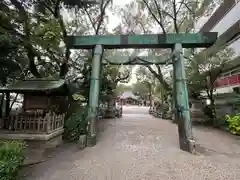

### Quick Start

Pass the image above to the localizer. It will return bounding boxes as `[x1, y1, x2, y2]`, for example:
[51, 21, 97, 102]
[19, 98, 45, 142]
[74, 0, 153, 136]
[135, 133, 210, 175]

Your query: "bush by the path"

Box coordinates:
[0, 141, 26, 180]
[63, 106, 88, 141]
[225, 114, 240, 135]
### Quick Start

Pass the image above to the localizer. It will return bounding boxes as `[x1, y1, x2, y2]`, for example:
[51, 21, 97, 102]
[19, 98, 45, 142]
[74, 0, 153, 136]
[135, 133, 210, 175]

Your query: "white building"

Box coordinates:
[195, 0, 240, 95]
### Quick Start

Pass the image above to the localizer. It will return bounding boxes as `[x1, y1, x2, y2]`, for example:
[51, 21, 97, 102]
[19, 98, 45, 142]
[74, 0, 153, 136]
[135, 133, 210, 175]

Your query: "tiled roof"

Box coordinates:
[0, 79, 67, 93]
[119, 91, 138, 100]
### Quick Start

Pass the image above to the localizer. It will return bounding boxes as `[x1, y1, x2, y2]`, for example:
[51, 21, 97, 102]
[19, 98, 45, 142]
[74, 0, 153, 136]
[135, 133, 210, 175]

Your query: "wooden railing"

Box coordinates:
[0, 112, 65, 134]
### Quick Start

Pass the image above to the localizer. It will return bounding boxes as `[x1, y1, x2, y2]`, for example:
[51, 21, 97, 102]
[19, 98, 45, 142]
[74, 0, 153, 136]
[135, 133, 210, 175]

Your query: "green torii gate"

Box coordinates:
[66, 33, 217, 153]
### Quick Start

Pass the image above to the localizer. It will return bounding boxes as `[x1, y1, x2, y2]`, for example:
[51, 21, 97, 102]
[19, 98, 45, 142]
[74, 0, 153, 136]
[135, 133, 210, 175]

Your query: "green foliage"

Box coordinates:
[115, 84, 132, 96]
[187, 47, 235, 94]
[63, 104, 88, 141]
[72, 94, 85, 101]
[0, 141, 26, 180]
[0, 0, 118, 102]
[132, 81, 149, 97]
[225, 114, 240, 135]
[33, 19, 62, 50]
[100, 62, 131, 101]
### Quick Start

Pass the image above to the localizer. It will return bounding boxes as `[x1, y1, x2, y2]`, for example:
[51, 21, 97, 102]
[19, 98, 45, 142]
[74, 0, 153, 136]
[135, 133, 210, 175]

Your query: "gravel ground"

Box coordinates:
[23, 106, 240, 180]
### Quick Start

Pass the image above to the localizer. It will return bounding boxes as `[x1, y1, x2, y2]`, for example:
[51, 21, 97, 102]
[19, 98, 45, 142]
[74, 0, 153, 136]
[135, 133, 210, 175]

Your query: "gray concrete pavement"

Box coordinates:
[23, 105, 240, 180]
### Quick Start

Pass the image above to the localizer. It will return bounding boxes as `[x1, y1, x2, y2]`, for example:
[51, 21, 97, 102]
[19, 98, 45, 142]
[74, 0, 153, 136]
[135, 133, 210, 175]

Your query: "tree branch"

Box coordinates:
[95, 0, 111, 35]
[83, 6, 97, 33]
[146, 65, 171, 91]
[44, 1, 70, 78]
[10, 0, 41, 77]
[172, 0, 179, 33]
[115, 71, 130, 83]
[142, 0, 166, 33]
[54, 0, 61, 17]
[161, 10, 175, 20]
[83, 0, 111, 35]
[176, 0, 186, 15]
[153, 0, 166, 34]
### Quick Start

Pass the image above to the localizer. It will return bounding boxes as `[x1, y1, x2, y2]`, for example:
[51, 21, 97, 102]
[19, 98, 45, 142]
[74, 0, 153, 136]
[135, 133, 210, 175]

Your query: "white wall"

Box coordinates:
[195, 2, 240, 56]
[200, 85, 238, 96]
[195, 16, 210, 32]
[195, 2, 240, 37]
[211, 2, 240, 36]
[194, 3, 221, 31]
[227, 36, 240, 58]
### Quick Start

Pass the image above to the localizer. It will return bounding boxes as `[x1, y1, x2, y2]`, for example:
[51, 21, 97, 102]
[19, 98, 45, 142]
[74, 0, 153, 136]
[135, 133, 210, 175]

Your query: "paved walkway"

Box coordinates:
[23, 106, 240, 180]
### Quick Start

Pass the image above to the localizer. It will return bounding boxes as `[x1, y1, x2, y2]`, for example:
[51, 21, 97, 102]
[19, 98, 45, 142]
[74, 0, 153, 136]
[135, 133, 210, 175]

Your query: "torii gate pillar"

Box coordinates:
[173, 43, 195, 153]
[87, 44, 103, 146]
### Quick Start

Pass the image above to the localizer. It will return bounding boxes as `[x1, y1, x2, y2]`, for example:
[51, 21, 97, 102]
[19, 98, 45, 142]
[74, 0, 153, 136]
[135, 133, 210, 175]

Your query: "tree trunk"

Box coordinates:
[5, 93, 10, 117]
[209, 95, 217, 127]
[0, 94, 4, 118]
[8, 94, 19, 115]
[149, 93, 152, 107]
[0, 77, 7, 118]
[4, 92, 10, 129]
[107, 99, 115, 109]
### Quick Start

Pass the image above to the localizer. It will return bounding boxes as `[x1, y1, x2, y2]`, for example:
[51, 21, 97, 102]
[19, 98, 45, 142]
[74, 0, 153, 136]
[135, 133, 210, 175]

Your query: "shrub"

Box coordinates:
[0, 140, 26, 180]
[63, 106, 88, 141]
[225, 114, 240, 135]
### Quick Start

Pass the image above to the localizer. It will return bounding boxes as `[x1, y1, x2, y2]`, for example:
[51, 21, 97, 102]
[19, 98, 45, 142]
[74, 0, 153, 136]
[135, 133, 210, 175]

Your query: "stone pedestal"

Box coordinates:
[104, 108, 116, 119]
[0, 128, 64, 165]
[116, 107, 122, 118]
[78, 134, 87, 149]
[87, 134, 97, 147]
[179, 139, 196, 154]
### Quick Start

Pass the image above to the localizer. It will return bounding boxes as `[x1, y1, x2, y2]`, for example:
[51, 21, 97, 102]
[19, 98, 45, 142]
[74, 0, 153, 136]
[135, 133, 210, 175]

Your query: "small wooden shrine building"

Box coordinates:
[0, 79, 69, 164]
[0, 78, 68, 133]
[117, 91, 139, 105]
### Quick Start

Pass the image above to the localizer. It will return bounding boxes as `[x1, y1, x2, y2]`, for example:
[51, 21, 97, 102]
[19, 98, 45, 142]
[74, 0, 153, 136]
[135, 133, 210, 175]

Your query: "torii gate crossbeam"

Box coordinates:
[77, 55, 173, 65]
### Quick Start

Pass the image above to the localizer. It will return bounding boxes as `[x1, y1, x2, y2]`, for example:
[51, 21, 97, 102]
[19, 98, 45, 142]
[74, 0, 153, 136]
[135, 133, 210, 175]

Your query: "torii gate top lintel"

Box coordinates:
[66, 32, 217, 49]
